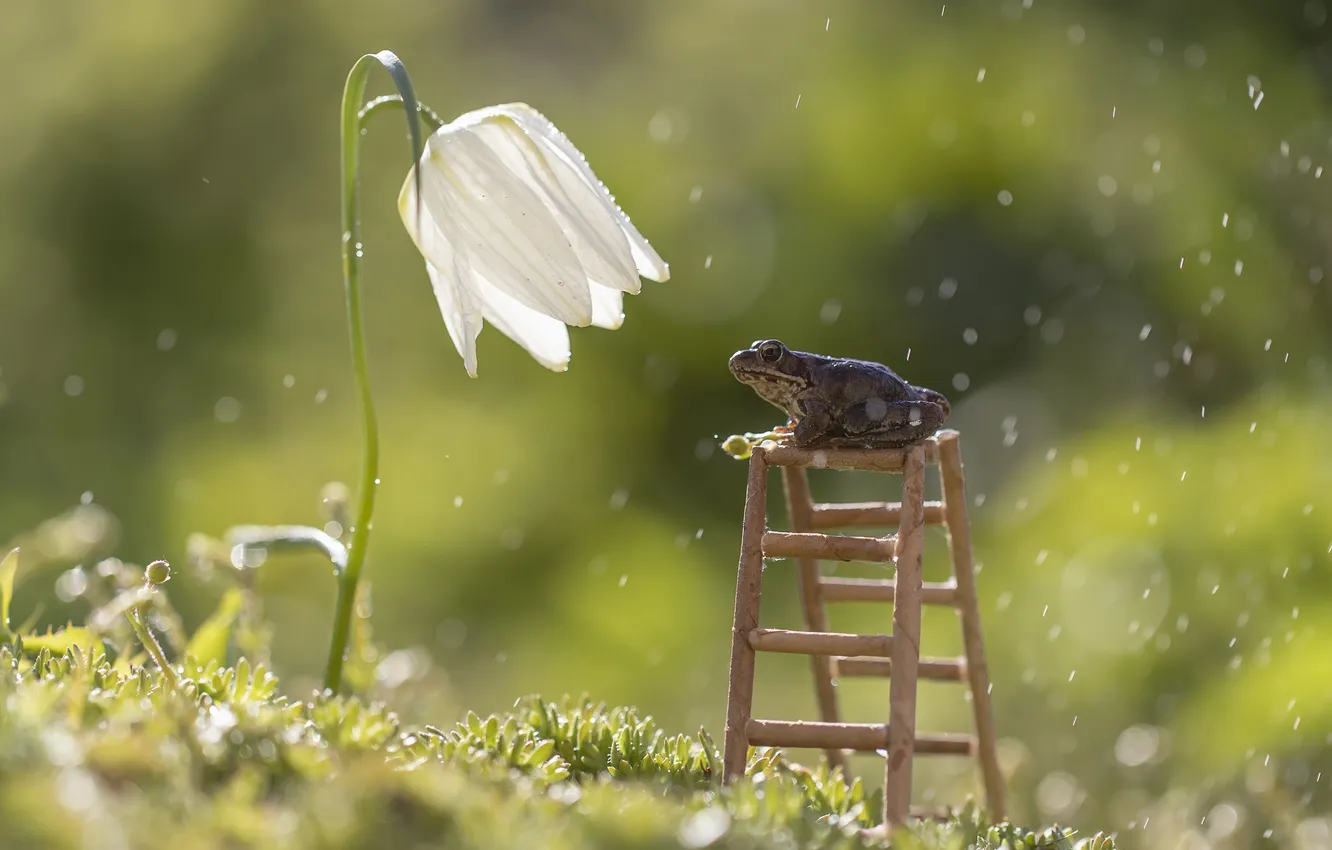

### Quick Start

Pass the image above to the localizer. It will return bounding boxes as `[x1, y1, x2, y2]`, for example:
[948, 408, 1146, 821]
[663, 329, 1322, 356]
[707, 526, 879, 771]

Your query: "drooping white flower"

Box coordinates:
[398, 103, 669, 376]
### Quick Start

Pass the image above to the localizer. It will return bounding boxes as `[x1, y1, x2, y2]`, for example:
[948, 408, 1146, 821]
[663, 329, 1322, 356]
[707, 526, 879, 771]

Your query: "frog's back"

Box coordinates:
[818, 356, 915, 406]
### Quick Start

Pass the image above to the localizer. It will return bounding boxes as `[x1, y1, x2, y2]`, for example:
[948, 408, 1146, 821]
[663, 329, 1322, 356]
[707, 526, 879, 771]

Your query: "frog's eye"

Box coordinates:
[758, 342, 784, 363]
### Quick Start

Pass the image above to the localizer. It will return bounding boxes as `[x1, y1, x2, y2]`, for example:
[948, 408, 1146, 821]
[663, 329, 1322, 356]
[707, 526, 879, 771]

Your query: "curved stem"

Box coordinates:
[360, 95, 446, 132]
[323, 51, 425, 694]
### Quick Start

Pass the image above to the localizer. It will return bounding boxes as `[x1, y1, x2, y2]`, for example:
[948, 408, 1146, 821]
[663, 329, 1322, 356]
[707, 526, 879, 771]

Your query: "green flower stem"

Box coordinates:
[324, 51, 425, 694]
[359, 95, 446, 132]
[128, 606, 180, 691]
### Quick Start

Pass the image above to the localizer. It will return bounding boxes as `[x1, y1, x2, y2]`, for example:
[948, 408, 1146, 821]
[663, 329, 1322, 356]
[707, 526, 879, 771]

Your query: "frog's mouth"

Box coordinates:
[736, 372, 802, 409]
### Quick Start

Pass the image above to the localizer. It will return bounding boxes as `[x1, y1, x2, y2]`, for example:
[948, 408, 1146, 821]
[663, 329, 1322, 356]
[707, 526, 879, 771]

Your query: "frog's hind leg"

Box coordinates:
[842, 398, 947, 446]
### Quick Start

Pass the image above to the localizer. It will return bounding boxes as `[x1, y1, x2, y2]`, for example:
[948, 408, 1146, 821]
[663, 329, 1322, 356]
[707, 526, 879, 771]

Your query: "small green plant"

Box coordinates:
[0, 635, 1112, 849]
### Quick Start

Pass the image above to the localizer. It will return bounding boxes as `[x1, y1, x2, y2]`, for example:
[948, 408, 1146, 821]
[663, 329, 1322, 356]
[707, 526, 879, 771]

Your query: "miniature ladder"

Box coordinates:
[721, 429, 1006, 829]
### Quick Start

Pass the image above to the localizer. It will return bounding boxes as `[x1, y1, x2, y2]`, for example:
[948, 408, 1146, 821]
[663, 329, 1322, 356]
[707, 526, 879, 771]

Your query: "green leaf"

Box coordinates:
[0, 547, 17, 633]
[185, 587, 245, 668]
[22, 626, 102, 657]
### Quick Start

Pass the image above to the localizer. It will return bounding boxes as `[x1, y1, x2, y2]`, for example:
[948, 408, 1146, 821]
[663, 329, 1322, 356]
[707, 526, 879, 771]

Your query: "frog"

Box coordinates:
[727, 339, 950, 448]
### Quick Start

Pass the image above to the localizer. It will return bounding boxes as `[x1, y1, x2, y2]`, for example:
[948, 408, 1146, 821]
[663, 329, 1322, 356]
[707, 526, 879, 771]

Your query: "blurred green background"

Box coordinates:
[3, 0, 1331, 846]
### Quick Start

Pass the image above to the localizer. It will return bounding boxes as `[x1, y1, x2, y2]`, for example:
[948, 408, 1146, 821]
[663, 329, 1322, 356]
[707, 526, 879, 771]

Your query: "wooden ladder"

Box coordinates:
[721, 429, 1006, 828]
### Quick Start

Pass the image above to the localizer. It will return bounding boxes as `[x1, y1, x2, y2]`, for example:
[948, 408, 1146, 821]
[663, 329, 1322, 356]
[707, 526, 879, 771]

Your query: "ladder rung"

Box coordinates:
[818, 577, 958, 605]
[835, 655, 966, 681]
[810, 501, 945, 529]
[749, 628, 892, 657]
[762, 531, 895, 562]
[746, 719, 975, 755]
[761, 441, 939, 472]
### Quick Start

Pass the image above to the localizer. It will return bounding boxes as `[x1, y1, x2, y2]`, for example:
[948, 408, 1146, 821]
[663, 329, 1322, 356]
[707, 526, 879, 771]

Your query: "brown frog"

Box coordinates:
[728, 340, 950, 448]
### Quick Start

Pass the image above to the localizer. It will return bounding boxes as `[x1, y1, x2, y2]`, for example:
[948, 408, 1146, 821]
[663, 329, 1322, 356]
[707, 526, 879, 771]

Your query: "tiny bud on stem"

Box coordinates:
[144, 560, 171, 586]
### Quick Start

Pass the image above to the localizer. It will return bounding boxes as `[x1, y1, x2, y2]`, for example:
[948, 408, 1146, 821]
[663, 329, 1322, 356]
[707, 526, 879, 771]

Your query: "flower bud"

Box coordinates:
[144, 560, 171, 585]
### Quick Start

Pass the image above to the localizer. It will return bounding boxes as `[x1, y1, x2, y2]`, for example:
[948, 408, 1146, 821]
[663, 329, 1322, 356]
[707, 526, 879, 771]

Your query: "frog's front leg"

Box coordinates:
[843, 398, 946, 446]
[792, 393, 835, 446]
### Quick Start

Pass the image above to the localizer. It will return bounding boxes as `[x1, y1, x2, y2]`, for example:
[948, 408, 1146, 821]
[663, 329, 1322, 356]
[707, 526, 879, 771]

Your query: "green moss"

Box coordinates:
[0, 641, 1111, 850]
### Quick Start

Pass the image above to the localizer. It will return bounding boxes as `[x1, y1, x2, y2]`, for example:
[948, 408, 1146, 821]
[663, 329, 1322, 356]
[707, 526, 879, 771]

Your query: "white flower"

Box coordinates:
[398, 103, 669, 376]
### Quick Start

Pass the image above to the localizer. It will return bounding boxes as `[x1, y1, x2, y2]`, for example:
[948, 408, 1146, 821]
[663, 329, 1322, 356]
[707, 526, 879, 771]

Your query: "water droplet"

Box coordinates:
[214, 397, 241, 423]
[820, 300, 842, 325]
[1041, 318, 1065, 344]
[55, 567, 88, 602]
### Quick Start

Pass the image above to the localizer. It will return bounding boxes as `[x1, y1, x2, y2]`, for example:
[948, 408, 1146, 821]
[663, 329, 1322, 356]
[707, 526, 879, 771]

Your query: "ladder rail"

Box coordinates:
[938, 432, 1007, 820]
[883, 444, 927, 827]
[722, 448, 770, 781]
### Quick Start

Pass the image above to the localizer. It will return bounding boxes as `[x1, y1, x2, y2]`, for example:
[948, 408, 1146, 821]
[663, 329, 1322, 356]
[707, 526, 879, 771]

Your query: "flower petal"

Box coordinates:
[589, 283, 624, 330]
[398, 180, 483, 376]
[416, 123, 594, 326]
[486, 103, 670, 283]
[470, 273, 572, 372]
[424, 260, 482, 378]
[462, 110, 641, 295]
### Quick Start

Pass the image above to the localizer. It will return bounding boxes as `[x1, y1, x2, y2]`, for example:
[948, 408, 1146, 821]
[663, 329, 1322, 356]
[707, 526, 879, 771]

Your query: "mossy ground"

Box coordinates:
[0, 638, 1114, 850]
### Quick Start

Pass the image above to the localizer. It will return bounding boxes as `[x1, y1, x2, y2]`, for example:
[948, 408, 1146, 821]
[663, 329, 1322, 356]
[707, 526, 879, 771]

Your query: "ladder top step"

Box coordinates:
[759, 439, 941, 472]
